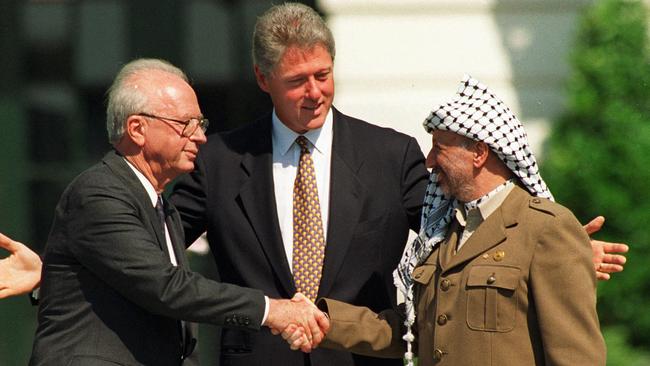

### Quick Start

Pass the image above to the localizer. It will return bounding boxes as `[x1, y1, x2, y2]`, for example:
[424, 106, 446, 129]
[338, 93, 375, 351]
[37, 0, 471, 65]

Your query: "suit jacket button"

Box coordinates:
[440, 279, 451, 291]
[437, 314, 448, 325]
[433, 349, 444, 361]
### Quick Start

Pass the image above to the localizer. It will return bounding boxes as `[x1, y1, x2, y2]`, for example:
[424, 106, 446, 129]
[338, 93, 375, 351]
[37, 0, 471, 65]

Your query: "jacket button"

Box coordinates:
[440, 279, 451, 291]
[433, 348, 444, 361]
[437, 314, 448, 325]
[487, 275, 496, 284]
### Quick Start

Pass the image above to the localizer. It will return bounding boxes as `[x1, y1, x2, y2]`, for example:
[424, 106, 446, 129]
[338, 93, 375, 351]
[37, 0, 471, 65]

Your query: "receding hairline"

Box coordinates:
[125, 68, 194, 102]
[125, 67, 187, 88]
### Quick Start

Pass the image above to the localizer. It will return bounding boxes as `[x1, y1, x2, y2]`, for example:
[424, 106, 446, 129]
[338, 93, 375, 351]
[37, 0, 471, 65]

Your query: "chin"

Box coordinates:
[176, 161, 195, 174]
[305, 118, 326, 130]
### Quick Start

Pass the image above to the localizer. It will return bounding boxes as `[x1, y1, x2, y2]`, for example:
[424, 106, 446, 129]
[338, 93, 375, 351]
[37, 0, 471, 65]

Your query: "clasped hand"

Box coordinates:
[264, 293, 329, 353]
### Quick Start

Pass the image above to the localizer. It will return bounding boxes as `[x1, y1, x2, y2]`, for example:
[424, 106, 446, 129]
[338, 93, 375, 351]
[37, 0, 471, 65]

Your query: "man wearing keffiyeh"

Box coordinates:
[305, 75, 607, 366]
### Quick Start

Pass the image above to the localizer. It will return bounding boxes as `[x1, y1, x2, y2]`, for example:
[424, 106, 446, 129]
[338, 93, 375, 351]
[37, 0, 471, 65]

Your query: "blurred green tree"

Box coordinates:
[541, 0, 650, 360]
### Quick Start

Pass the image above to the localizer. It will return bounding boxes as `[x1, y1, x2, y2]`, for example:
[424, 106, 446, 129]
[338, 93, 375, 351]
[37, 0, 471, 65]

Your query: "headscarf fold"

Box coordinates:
[393, 75, 553, 365]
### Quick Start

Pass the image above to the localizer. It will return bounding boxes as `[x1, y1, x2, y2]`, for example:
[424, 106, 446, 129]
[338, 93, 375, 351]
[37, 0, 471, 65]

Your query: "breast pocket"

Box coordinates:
[466, 265, 520, 332]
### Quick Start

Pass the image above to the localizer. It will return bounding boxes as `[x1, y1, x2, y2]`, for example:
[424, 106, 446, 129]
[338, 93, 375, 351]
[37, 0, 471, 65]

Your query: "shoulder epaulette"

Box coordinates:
[528, 197, 558, 217]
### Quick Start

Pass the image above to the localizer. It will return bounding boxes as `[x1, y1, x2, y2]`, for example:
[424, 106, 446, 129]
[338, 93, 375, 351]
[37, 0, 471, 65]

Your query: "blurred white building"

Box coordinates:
[319, 0, 593, 156]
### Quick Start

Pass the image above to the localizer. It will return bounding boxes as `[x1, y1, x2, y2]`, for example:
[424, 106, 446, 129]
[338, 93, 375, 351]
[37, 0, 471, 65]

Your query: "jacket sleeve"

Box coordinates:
[317, 298, 406, 359]
[529, 209, 606, 366]
[64, 179, 266, 330]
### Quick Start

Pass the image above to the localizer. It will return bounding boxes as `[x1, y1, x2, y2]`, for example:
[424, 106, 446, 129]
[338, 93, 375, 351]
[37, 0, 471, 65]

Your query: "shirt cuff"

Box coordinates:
[261, 296, 270, 326]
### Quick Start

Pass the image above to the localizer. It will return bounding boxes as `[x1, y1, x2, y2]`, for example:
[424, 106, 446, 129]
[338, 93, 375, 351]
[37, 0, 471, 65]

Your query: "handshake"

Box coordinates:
[263, 293, 330, 352]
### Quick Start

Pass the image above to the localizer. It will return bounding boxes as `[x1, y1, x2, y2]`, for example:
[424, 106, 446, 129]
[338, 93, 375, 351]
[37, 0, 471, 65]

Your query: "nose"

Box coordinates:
[305, 77, 322, 100]
[190, 126, 207, 145]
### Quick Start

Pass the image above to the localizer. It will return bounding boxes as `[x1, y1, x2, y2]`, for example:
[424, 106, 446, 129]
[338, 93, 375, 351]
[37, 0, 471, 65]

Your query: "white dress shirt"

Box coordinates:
[124, 159, 178, 266]
[272, 110, 333, 272]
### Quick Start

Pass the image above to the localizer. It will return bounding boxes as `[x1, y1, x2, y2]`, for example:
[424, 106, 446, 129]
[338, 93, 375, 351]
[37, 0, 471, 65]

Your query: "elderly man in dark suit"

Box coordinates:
[26, 58, 327, 366]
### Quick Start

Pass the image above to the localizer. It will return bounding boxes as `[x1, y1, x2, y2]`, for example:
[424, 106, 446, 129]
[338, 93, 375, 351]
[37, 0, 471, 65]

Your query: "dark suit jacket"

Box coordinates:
[29, 150, 266, 366]
[319, 186, 606, 366]
[170, 108, 429, 366]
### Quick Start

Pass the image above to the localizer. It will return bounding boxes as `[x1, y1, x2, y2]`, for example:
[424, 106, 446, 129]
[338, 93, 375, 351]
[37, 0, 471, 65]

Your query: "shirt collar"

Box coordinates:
[124, 158, 159, 207]
[455, 180, 516, 226]
[271, 108, 333, 155]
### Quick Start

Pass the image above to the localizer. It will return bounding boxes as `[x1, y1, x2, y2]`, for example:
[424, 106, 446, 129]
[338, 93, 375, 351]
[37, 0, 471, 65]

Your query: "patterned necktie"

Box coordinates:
[292, 136, 326, 302]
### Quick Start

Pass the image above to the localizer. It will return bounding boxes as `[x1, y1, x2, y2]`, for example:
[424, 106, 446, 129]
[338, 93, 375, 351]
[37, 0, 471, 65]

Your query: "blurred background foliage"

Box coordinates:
[541, 0, 650, 363]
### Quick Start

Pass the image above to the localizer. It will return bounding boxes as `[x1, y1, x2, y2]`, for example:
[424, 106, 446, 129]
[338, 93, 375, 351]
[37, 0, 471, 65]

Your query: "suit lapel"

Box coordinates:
[102, 150, 168, 252]
[442, 187, 526, 272]
[318, 109, 365, 298]
[237, 119, 296, 296]
[105, 151, 196, 357]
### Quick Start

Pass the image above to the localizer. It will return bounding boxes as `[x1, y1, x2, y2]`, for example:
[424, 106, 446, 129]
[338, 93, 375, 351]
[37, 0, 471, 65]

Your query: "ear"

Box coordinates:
[254, 65, 271, 93]
[125, 115, 147, 147]
[472, 141, 490, 168]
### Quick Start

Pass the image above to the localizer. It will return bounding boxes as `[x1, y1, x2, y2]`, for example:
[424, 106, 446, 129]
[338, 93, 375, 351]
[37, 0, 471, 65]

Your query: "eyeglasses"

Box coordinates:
[136, 113, 209, 137]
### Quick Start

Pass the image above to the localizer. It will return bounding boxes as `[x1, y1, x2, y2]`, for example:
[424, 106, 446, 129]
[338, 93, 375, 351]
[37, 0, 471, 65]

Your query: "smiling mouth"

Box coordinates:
[302, 103, 322, 112]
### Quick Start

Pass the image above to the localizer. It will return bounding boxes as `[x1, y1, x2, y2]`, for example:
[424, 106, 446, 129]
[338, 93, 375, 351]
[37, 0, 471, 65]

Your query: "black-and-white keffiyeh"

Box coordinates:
[393, 75, 553, 365]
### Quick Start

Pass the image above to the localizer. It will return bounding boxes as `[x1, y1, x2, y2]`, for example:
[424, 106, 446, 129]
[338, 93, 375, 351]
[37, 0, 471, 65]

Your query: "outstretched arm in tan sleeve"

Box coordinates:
[313, 298, 406, 358]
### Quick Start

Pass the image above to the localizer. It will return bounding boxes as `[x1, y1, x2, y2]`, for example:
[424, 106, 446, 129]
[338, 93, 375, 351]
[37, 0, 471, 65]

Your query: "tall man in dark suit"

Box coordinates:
[28, 58, 327, 366]
[169, 3, 427, 366]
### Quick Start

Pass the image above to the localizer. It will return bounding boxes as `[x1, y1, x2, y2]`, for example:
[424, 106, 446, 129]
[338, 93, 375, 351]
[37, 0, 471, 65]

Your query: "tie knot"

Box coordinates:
[295, 136, 310, 154]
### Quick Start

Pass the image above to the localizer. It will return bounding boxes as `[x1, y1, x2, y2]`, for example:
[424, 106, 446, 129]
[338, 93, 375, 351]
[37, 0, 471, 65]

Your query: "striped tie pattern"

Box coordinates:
[292, 136, 325, 302]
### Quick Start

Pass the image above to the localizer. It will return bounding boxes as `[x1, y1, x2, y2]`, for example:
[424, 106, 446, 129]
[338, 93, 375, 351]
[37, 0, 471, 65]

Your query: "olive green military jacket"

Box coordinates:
[319, 186, 606, 366]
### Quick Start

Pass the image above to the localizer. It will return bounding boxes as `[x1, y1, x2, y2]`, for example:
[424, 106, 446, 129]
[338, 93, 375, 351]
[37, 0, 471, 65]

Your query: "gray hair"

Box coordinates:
[252, 2, 335, 76]
[106, 58, 188, 145]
